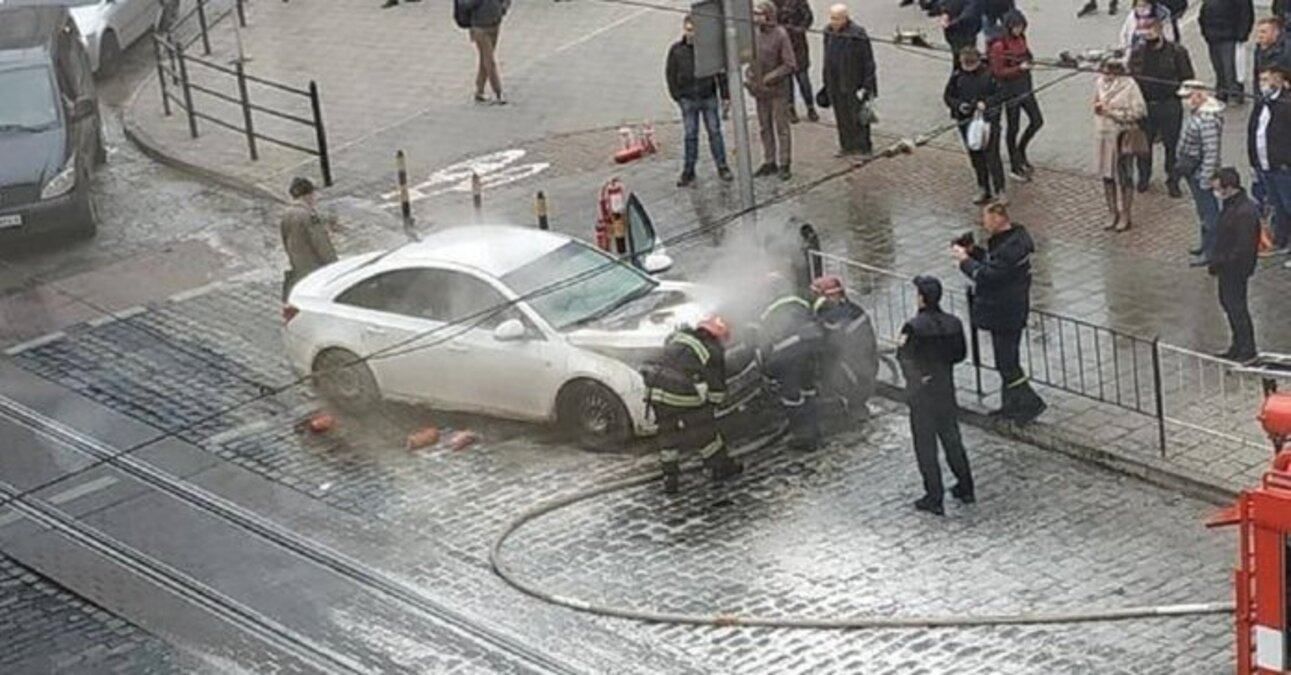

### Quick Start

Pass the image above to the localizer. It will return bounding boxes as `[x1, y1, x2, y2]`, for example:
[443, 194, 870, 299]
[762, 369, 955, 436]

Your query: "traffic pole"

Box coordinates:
[721, 0, 756, 221]
[396, 150, 417, 240]
[471, 170, 483, 221]
[535, 191, 549, 230]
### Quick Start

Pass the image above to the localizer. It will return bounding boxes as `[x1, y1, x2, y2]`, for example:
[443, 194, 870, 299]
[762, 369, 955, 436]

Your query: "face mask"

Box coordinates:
[1146, 37, 1162, 45]
[1263, 86, 1281, 98]
[1213, 189, 1228, 201]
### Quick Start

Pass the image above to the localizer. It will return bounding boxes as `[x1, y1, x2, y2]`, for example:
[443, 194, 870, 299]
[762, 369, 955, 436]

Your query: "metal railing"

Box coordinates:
[152, 33, 332, 186]
[161, 0, 247, 56]
[805, 249, 1275, 472]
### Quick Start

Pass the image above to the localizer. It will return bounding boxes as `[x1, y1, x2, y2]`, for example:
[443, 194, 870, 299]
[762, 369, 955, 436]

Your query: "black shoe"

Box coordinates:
[1167, 181, 1183, 198]
[1212, 348, 1236, 360]
[1012, 399, 1047, 426]
[778, 165, 792, 181]
[1231, 352, 1258, 364]
[914, 496, 945, 516]
[972, 191, 993, 205]
[381, 0, 398, 7]
[717, 166, 734, 182]
[663, 473, 679, 494]
[807, 107, 820, 122]
[1076, 0, 1098, 17]
[1010, 168, 1031, 183]
[1189, 257, 1211, 268]
[1188, 246, 1203, 256]
[1136, 179, 1150, 193]
[1108, 0, 1118, 14]
[789, 438, 819, 452]
[754, 163, 778, 177]
[711, 458, 744, 481]
[788, 108, 800, 124]
[951, 484, 976, 504]
[899, 0, 915, 5]
[676, 172, 695, 188]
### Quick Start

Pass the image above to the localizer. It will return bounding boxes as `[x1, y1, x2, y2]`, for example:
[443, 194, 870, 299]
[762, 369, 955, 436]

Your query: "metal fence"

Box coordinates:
[806, 249, 1276, 473]
[164, 0, 247, 56]
[152, 33, 332, 185]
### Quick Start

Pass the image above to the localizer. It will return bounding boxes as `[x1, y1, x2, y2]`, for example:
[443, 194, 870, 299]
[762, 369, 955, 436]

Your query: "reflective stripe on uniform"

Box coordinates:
[845, 315, 870, 334]
[772, 334, 802, 354]
[760, 296, 811, 322]
[660, 448, 680, 463]
[706, 390, 727, 405]
[1005, 375, 1031, 388]
[812, 296, 828, 313]
[841, 361, 860, 386]
[669, 332, 710, 366]
[780, 395, 805, 407]
[803, 388, 818, 397]
[649, 389, 705, 407]
[698, 434, 725, 458]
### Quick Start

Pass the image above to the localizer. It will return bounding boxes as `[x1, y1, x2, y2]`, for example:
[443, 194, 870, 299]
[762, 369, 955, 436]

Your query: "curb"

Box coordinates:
[119, 76, 286, 205]
[875, 382, 1239, 506]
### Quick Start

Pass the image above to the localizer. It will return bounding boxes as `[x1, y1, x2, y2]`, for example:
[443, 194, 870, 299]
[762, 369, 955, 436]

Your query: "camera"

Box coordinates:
[951, 231, 975, 250]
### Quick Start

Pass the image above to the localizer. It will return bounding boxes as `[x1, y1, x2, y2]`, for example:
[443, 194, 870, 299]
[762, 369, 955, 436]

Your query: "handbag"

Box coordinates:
[857, 89, 878, 126]
[965, 111, 988, 151]
[816, 86, 831, 109]
[1120, 126, 1151, 158]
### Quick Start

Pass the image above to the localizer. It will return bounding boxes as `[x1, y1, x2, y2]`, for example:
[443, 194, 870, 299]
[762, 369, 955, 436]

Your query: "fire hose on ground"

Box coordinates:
[489, 430, 1234, 630]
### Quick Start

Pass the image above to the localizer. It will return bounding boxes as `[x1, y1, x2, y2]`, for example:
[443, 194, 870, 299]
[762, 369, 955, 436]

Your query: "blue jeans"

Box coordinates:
[1188, 175, 1220, 259]
[1257, 167, 1291, 249]
[679, 97, 728, 175]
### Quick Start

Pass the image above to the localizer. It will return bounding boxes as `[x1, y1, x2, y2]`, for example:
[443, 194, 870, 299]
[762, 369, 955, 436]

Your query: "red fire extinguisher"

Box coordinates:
[596, 178, 627, 253]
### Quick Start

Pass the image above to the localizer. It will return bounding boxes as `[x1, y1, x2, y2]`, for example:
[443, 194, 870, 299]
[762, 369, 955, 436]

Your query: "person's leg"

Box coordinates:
[986, 121, 1006, 194]
[1219, 274, 1256, 357]
[1138, 104, 1160, 188]
[471, 29, 488, 98]
[774, 96, 792, 170]
[935, 406, 974, 497]
[1004, 99, 1023, 171]
[1215, 40, 1239, 100]
[1161, 102, 1183, 194]
[834, 93, 861, 152]
[485, 26, 502, 97]
[1207, 41, 1226, 99]
[756, 96, 776, 168]
[1117, 152, 1135, 229]
[655, 407, 682, 493]
[699, 97, 728, 170]
[1266, 169, 1291, 249]
[909, 406, 945, 509]
[1189, 176, 1219, 259]
[680, 99, 700, 179]
[1016, 94, 1044, 169]
[799, 69, 818, 120]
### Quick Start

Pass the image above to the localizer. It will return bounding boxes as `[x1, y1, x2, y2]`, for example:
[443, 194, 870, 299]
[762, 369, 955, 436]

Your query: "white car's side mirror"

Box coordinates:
[642, 252, 673, 275]
[493, 318, 526, 342]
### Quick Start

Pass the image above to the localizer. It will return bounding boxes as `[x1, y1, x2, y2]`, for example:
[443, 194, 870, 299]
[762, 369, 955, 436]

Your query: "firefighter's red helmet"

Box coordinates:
[696, 316, 731, 344]
[810, 275, 845, 297]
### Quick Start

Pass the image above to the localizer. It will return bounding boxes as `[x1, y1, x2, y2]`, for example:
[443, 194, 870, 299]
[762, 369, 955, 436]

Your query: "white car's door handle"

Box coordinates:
[446, 342, 470, 353]
[363, 326, 390, 338]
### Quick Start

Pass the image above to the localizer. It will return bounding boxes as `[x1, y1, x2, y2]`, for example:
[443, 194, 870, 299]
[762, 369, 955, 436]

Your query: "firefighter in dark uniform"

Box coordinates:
[810, 274, 877, 419]
[898, 275, 975, 516]
[757, 285, 825, 451]
[643, 317, 743, 494]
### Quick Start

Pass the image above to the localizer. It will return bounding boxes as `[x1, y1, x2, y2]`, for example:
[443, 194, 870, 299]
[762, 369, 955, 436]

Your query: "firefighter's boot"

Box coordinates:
[707, 449, 744, 481]
[661, 460, 681, 494]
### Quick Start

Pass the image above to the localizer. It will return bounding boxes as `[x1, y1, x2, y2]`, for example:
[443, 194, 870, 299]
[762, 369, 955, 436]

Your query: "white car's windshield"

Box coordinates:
[0, 67, 59, 132]
[502, 242, 657, 330]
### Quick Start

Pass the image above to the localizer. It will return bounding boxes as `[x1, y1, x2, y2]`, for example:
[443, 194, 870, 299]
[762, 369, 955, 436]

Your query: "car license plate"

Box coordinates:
[0, 215, 21, 229]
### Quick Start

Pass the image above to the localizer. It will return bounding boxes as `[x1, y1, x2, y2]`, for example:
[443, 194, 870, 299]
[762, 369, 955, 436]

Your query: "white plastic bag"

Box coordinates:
[965, 111, 988, 152]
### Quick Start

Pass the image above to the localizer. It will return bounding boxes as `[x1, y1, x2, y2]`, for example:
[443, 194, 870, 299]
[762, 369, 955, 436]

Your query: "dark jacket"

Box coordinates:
[1255, 35, 1291, 85]
[1130, 39, 1195, 102]
[757, 295, 824, 369]
[1199, 0, 1253, 43]
[944, 66, 1002, 122]
[461, 0, 509, 28]
[898, 307, 967, 403]
[959, 225, 1035, 332]
[665, 39, 730, 102]
[1247, 91, 1291, 170]
[1277, 0, 1290, 21]
[774, 0, 813, 71]
[746, 23, 797, 99]
[643, 328, 727, 407]
[938, 0, 983, 43]
[822, 21, 878, 99]
[1209, 189, 1260, 278]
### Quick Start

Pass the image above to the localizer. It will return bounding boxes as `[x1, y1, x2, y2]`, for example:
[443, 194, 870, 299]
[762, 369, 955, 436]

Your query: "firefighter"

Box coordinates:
[757, 280, 825, 451]
[810, 275, 877, 419]
[898, 275, 974, 516]
[642, 317, 743, 494]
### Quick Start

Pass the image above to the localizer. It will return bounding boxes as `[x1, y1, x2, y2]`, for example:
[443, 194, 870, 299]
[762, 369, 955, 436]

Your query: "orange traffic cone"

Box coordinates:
[307, 413, 336, 434]
[406, 426, 440, 451]
[448, 430, 479, 452]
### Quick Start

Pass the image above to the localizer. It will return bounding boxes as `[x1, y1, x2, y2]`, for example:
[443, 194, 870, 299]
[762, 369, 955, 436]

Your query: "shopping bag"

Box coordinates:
[965, 111, 988, 151]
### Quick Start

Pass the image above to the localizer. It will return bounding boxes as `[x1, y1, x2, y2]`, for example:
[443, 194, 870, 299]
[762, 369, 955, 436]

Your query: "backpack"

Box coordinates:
[453, 0, 473, 29]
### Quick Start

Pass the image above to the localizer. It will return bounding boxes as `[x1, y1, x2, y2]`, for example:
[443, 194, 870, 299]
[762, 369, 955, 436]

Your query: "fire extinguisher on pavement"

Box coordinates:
[596, 178, 628, 254]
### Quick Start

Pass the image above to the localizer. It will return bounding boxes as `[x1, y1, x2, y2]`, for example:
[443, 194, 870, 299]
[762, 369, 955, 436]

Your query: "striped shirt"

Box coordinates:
[1177, 102, 1224, 180]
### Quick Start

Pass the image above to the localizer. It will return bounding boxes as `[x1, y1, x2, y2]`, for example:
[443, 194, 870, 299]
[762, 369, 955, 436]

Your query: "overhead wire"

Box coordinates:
[0, 2, 1097, 512]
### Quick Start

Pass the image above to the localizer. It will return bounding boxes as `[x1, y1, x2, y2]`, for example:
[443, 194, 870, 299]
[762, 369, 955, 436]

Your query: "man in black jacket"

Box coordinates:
[935, 0, 983, 71]
[898, 275, 974, 516]
[1130, 18, 1195, 196]
[1208, 168, 1260, 362]
[1249, 66, 1291, 254]
[944, 48, 1005, 205]
[666, 15, 734, 188]
[822, 4, 877, 156]
[1200, 0, 1254, 103]
[1254, 18, 1291, 95]
[952, 202, 1046, 424]
[775, 0, 818, 123]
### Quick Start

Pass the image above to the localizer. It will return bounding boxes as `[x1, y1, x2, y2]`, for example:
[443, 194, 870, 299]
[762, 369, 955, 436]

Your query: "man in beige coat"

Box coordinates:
[280, 177, 338, 300]
[747, 0, 798, 181]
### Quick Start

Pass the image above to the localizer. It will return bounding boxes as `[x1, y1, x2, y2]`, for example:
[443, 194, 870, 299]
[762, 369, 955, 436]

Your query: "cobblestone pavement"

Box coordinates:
[1, 273, 1236, 671]
[0, 554, 180, 674]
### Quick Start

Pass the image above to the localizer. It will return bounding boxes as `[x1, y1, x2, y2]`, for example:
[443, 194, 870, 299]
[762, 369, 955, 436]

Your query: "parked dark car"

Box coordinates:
[0, 4, 104, 241]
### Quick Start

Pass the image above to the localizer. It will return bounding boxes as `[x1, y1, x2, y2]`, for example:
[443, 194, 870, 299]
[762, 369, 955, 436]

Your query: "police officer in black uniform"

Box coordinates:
[898, 276, 974, 516]
[642, 317, 743, 493]
[952, 202, 1046, 424]
[757, 284, 825, 451]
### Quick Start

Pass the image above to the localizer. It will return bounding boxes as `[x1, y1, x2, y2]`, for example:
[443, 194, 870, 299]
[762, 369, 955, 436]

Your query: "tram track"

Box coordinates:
[0, 394, 582, 675]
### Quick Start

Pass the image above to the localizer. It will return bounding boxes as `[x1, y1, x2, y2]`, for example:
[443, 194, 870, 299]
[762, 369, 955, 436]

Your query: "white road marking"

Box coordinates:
[379, 148, 550, 208]
[3, 331, 66, 357]
[87, 305, 146, 328]
[0, 475, 119, 528]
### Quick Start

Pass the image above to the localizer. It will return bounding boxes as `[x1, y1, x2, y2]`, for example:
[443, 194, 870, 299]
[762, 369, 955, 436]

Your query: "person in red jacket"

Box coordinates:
[988, 10, 1043, 181]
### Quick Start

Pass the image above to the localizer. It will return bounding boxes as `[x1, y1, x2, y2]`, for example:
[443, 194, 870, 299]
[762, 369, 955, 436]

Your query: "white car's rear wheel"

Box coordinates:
[558, 380, 631, 451]
[313, 349, 381, 412]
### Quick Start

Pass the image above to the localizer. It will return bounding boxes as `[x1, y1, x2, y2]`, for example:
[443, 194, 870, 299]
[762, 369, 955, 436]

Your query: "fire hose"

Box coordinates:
[489, 431, 1234, 630]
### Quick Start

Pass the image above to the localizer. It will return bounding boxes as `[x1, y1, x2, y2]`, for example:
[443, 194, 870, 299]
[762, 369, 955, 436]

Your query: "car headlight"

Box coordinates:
[40, 155, 77, 200]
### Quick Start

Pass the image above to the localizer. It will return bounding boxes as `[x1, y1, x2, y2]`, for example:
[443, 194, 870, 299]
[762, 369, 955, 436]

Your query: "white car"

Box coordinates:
[283, 225, 711, 446]
[59, 0, 162, 74]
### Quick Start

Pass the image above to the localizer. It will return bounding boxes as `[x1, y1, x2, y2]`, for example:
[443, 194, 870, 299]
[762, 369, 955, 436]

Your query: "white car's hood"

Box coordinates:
[564, 281, 710, 357]
[68, 5, 107, 38]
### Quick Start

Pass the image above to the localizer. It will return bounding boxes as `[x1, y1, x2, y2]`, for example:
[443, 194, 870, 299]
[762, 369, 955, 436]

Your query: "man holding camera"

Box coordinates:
[952, 202, 1046, 424]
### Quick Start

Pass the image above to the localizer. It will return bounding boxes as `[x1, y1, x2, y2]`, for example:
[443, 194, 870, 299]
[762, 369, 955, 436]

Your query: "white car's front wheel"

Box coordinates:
[557, 380, 631, 451]
[312, 348, 381, 412]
